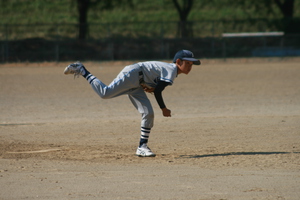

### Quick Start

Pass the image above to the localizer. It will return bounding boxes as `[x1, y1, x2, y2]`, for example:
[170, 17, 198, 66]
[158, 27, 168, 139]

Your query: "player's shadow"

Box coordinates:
[179, 151, 300, 159]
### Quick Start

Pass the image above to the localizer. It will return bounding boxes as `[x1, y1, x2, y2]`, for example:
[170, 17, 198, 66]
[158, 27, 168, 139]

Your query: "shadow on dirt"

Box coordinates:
[179, 151, 300, 159]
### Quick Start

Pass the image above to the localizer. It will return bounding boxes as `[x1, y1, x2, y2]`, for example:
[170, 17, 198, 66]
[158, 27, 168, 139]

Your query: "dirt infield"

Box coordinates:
[0, 58, 300, 199]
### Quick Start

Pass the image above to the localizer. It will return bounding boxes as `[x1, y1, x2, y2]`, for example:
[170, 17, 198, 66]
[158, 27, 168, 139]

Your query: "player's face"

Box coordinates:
[178, 60, 193, 74]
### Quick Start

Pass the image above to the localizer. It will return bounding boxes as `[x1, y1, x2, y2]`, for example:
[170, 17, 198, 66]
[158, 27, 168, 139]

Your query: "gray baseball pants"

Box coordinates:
[87, 64, 154, 128]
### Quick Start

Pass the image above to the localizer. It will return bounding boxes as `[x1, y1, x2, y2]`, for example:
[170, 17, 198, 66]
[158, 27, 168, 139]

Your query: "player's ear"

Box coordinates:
[175, 58, 182, 65]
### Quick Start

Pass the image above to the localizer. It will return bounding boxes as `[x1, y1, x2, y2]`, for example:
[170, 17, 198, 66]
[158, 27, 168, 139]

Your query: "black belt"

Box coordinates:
[139, 71, 144, 85]
[138, 71, 153, 89]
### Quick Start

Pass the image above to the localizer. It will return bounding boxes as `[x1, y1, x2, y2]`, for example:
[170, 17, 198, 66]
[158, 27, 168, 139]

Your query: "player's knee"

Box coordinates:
[142, 113, 154, 128]
[100, 95, 110, 99]
[97, 91, 113, 99]
[144, 111, 154, 121]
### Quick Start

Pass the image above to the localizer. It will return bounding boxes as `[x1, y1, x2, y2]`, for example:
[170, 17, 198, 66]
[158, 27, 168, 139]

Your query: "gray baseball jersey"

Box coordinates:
[138, 61, 178, 88]
[87, 61, 178, 128]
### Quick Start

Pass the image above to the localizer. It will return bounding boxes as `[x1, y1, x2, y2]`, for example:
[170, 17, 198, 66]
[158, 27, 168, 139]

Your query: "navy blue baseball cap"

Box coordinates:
[173, 50, 201, 65]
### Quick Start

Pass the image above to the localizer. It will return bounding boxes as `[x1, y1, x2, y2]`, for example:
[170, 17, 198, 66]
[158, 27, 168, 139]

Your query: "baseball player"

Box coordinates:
[63, 50, 200, 157]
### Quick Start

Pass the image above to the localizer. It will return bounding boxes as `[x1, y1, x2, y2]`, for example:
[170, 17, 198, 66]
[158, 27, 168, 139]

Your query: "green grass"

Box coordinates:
[0, 0, 299, 40]
[1, 0, 300, 25]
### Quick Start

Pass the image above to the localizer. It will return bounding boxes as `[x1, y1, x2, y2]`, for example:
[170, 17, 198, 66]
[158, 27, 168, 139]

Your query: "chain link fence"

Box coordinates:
[1, 19, 300, 62]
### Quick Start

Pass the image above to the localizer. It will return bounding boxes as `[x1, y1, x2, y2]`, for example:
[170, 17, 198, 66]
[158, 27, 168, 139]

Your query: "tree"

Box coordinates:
[172, 0, 194, 38]
[249, 0, 297, 33]
[77, 0, 90, 40]
[227, 0, 295, 18]
[273, 0, 298, 33]
[273, 0, 294, 18]
[219, 0, 298, 33]
[76, 0, 132, 40]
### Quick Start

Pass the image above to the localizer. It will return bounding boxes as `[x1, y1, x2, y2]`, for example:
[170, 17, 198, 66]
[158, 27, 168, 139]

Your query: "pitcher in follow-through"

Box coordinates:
[63, 50, 201, 157]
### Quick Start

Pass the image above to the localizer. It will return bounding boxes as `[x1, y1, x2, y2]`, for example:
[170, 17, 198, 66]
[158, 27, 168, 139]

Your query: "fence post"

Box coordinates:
[108, 41, 114, 61]
[55, 25, 59, 62]
[55, 44, 59, 62]
[3, 24, 9, 62]
[160, 22, 165, 59]
[1, 44, 4, 63]
[222, 39, 226, 61]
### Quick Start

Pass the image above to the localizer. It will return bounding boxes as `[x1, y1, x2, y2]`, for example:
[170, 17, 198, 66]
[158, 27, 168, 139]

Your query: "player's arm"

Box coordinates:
[154, 80, 171, 117]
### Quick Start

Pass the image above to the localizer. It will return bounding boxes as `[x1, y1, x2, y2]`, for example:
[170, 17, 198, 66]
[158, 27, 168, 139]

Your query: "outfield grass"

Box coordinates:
[0, 0, 299, 42]
[1, 0, 300, 25]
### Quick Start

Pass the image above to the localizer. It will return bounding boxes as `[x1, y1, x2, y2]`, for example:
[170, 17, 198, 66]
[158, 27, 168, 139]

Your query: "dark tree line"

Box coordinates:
[172, 0, 193, 38]
[76, 0, 132, 39]
[274, 0, 294, 17]
[76, 0, 298, 39]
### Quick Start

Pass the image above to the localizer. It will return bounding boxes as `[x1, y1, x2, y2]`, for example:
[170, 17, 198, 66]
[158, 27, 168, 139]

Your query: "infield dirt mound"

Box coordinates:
[0, 59, 299, 199]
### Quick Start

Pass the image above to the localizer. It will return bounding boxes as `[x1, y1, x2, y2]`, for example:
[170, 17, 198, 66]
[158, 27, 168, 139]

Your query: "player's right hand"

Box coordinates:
[143, 87, 155, 94]
[162, 108, 171, 117]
